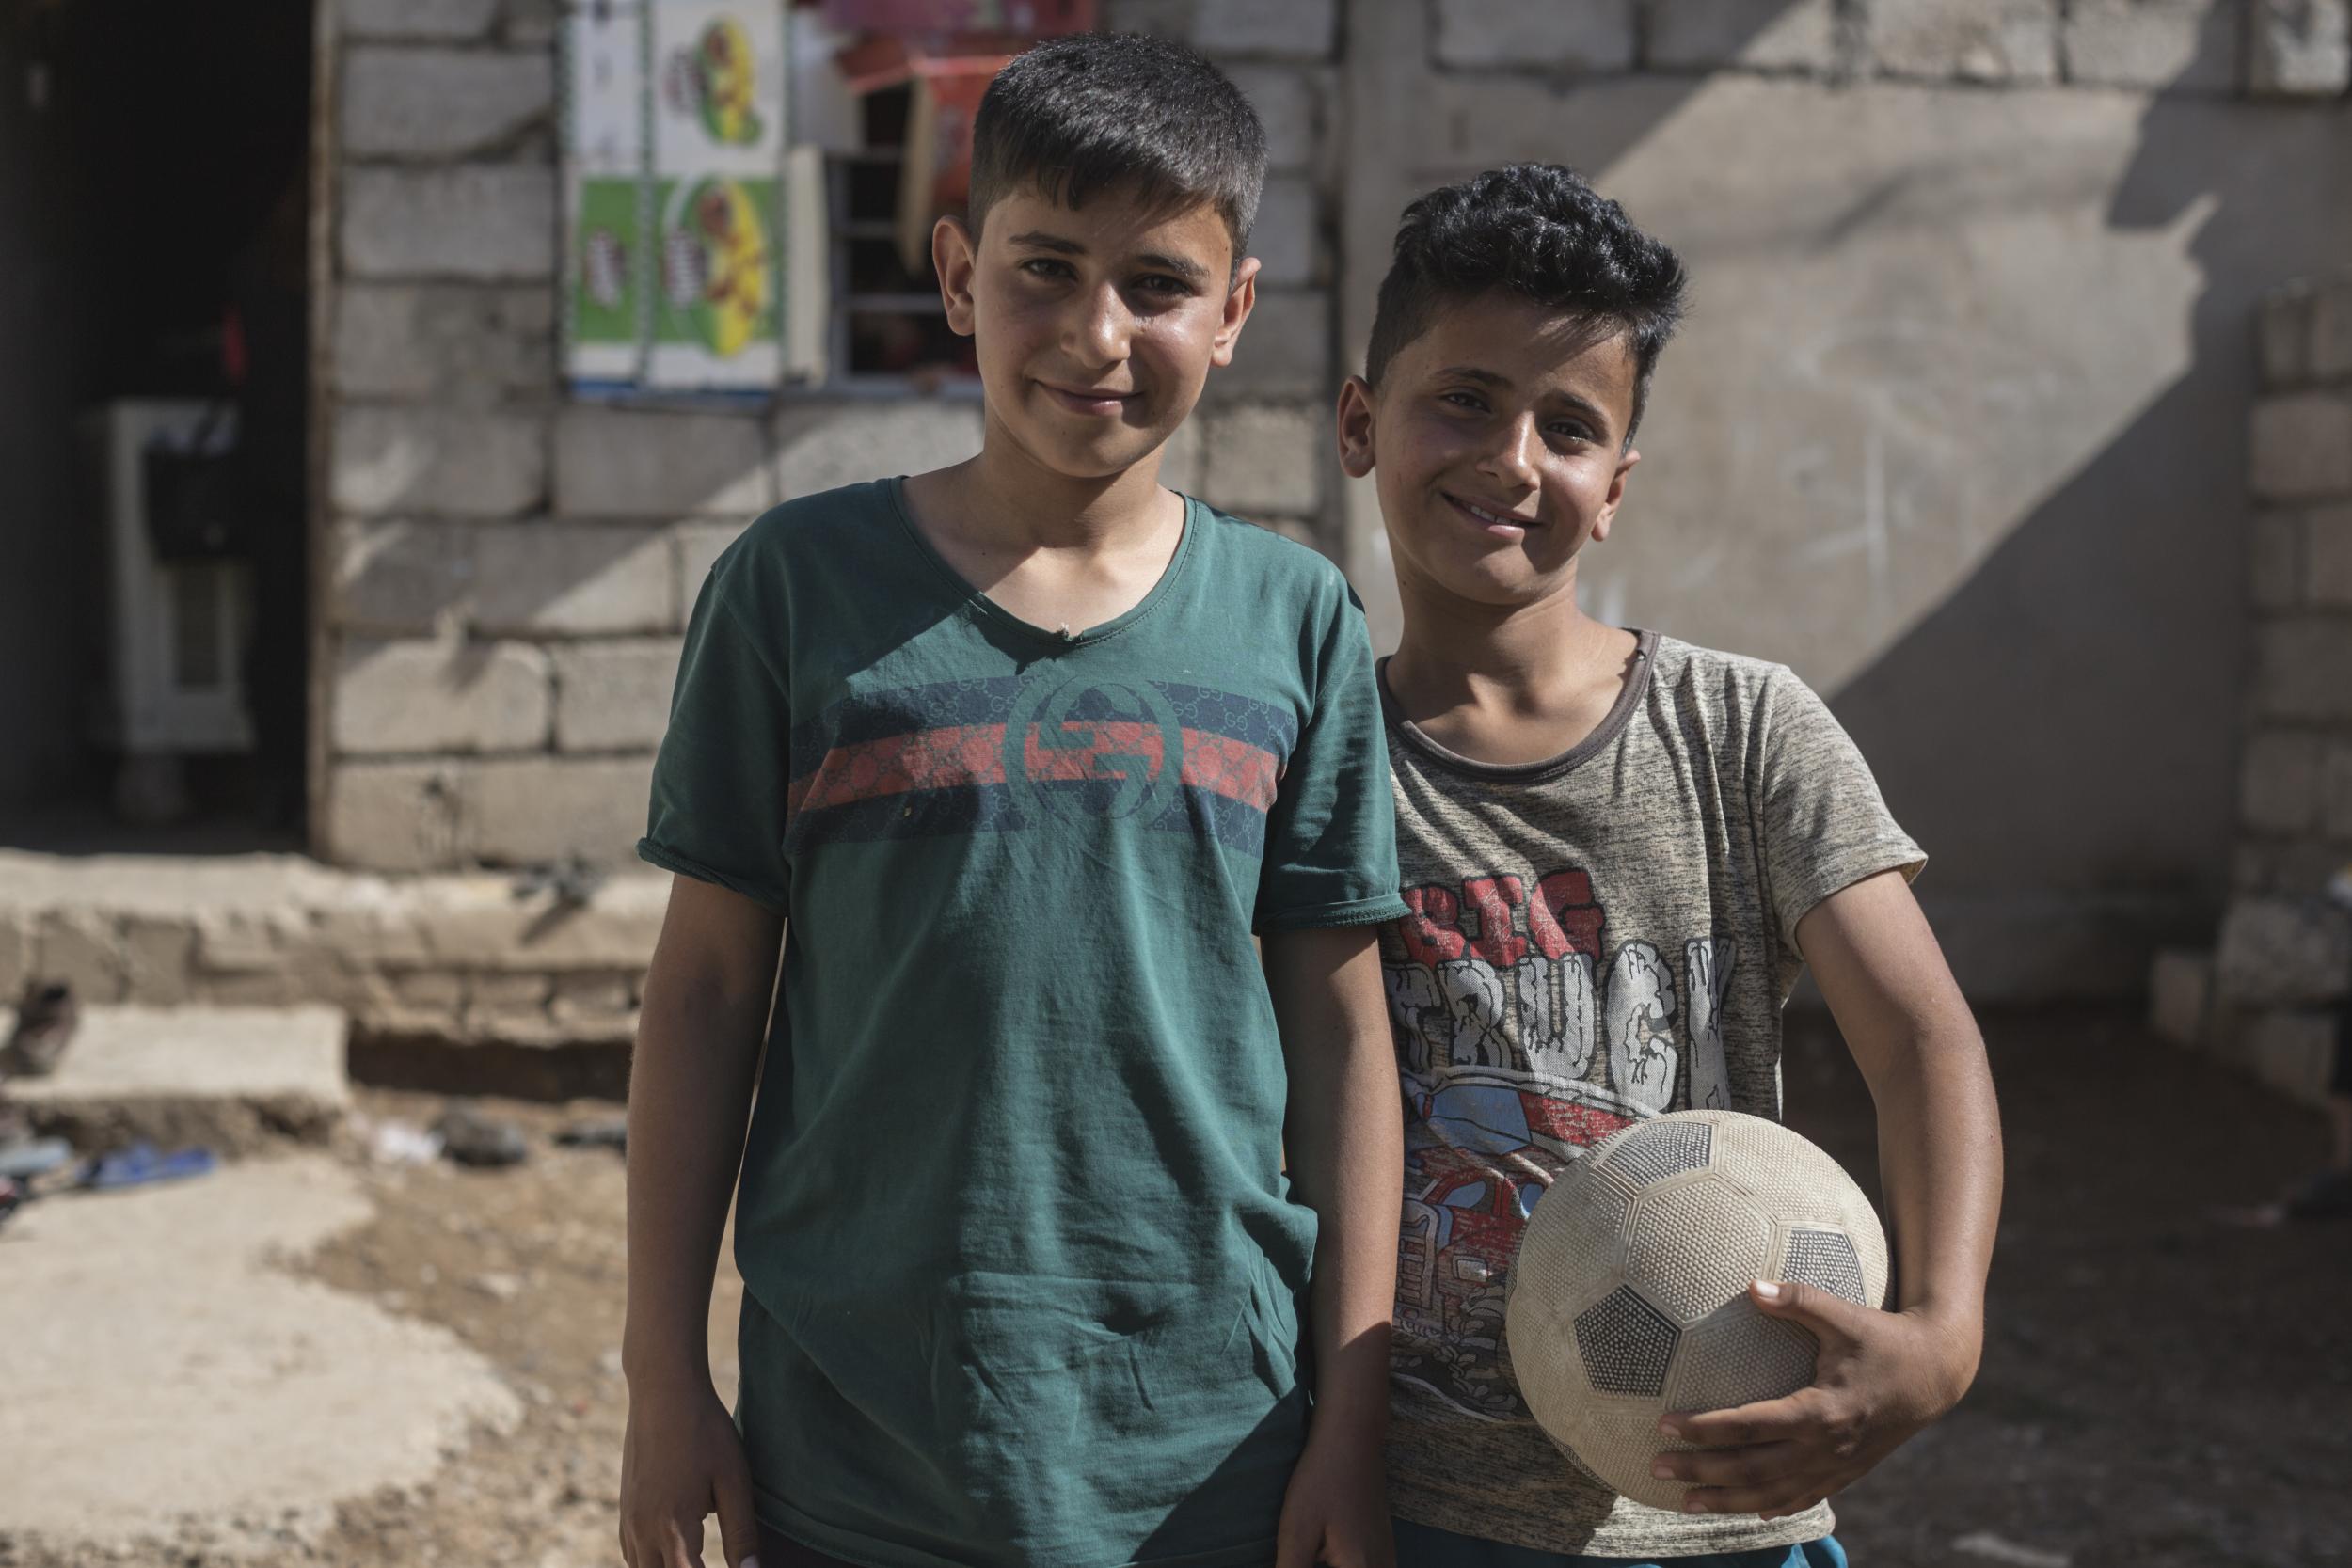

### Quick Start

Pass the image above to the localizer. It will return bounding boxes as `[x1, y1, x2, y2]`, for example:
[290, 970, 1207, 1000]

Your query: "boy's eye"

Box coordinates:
[1548, 422, 1595, 444]
[1439, 391, 1486, 412]
[1135, 274, 1191, 296]
[1019, 258, 1073, 280]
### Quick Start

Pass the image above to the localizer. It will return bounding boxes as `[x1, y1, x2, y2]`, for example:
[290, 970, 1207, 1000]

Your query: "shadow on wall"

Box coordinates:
[1829, 12, 2352, 998]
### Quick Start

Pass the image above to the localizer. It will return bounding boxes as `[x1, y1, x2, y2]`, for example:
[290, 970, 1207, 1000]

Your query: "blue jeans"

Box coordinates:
[1392, 1517, 1850, 1568]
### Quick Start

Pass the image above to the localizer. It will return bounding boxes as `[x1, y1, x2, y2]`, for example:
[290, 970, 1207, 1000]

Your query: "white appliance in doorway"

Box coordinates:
[90, 400, 255, 815]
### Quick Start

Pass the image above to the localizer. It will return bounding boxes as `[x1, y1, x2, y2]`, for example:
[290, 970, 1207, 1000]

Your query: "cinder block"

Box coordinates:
[342, 47, 553, 160]
[334, 519, 476, 635]
[2215, 895, 2352, 1006]
[1649, 0, 1841, 71]
[770, 401, 983, 501]
[470, 755, 657, 868]
[2260, 279, 2314, 388]
[1225, 66, 1322, 169]
[2309, 505, 2352, 605]
[309, 904, 434, 972]
[2148, 947, 2213, 1049]
[1219, 288, 1331, 401]
[1249, 174, 1318, 289]
[2257, 619, 2352, 721]
[2250, 393, 2352, 501]
[1867, 0, 2060, 81]
[2249, 0, 2351, 95]
[2241, 729, 2324, 833]
[1436, 0, 1639, 71]
[121, 915, 197, 1006]
[341, 164, 557, 280]
[501, 0, 559, 47]
[674, 521, 750, 624]
[473, 524, 675, 637]
[2325, 744, 2352, 841]
[1197, 0, 1337, 57]
[33, 911, 127, 1004]
[331, 405, 547, 517]
[2250, 511, 2303, 611]
[411, 877, 666, 971]
[332, 284, 553, 403]
[552, 639, 683, 752]
[2312, 269, 2352, 380]
[325, 760, 470, 873]
[1201, 403, 1323, 515]
[2061, 0, 2245, 89]
[332, 639, 552, 755]
[342, 0, 501, 40]
[554, 407, 770, 517]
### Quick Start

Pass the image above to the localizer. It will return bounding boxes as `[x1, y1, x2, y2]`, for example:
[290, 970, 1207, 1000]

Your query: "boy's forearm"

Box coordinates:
[1867, 1016, 2001, 1354]
[1265, 927, 1404, 1444]
[1801, 874, 2002, 1388]
[623, 913, 778, 1387]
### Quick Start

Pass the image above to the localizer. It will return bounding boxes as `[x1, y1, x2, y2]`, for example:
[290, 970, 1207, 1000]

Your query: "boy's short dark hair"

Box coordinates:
[967, 33, 1267, 259]
[1365, 164, 1689, 441]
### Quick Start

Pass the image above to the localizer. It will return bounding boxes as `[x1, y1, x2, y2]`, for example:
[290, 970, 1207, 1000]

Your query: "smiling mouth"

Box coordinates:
[1040, 381, 1139, 415]
[1444, 492, 1539, 531]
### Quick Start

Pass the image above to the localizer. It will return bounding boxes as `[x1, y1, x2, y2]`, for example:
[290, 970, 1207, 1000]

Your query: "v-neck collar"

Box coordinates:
[886, 475, 1197, 652]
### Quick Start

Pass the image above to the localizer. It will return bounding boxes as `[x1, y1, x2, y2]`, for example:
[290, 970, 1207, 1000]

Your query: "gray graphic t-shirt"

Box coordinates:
[1376, 632, 1924, 1558]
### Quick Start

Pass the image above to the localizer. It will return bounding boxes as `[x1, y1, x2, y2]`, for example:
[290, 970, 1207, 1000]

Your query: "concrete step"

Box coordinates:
[5, 1004, 349, 1155]
[0, 847, 661, 1053]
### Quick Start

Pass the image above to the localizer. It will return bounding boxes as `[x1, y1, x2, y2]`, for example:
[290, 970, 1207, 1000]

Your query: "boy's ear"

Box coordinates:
[1335, 375, 1378, 480]
[1209, 255, 1262, 368]
[1587, 446, 1640, 545]
[933, 214, 978, 337]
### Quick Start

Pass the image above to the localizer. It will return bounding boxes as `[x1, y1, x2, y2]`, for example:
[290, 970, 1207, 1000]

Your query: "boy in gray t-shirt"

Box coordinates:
[1334, 165, 2005, 1565]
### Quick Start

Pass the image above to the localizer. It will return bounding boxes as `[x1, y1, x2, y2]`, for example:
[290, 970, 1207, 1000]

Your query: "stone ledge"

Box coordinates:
[3, 1005, 349, 1155]
[0, 851, 670, 1058]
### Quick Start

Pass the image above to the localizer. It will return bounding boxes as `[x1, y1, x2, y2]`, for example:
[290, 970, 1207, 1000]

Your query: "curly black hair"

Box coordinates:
[1365, 165, 1689, 441]
[968, 33, 1267, 260]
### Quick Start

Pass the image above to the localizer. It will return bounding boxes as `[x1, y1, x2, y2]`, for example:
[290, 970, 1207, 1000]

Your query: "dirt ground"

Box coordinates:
[6, 1008, 2349, 1568]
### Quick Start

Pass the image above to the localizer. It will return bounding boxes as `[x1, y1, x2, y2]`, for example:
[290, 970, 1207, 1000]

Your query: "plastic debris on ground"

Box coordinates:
[0, 1134, 74, 1181]
[2, 978, 79, 1078]
[433, 1102, 530, 1168]
[553, 1116, 627, 1153]
[360, 1117, 445, 1165]
[80, 1142, 218, 1191]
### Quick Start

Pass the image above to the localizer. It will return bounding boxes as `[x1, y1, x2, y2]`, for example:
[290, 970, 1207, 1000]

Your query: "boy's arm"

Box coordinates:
[1262, 924, 1404, 1568]
[619, 876, 783, 1568]
[1659, 868, 2002, 1519]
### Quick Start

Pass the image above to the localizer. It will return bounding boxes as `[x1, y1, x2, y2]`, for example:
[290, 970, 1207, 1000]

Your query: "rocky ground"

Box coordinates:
[3, 1009, 2348, 1567]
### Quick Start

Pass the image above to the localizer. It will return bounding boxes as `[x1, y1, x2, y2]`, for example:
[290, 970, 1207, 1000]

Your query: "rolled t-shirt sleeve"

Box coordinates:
[1755, 668, 1924, 956]
[639, 560, 793, 913]
[1254, 584, 1409, 932]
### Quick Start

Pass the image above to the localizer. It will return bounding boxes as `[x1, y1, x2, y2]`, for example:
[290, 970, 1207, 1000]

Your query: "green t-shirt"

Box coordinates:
[641, 478, 1408, 1568]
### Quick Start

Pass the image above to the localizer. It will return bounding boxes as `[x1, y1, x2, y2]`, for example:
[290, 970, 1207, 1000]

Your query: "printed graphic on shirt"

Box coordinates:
[785, 674, 1294, 856]
[1379, 867, 1735, 1419]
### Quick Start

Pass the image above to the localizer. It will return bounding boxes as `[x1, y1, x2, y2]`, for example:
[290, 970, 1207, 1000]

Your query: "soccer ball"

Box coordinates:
[1503, 1110, 1890, 1512]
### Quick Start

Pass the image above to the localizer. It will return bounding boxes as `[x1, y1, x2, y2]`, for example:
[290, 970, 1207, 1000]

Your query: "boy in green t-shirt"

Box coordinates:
[1337, 166, 2004, 1565]
[618, 35, 1409, 1568]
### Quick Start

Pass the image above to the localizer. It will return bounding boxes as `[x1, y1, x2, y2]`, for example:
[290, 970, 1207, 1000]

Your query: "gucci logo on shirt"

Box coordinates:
[1002, 674, 1187, 825]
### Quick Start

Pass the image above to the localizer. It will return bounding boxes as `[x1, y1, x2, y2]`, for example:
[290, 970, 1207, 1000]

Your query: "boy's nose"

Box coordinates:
[1477, 414, 1541, 488]
[1062, 282, 1131, 369]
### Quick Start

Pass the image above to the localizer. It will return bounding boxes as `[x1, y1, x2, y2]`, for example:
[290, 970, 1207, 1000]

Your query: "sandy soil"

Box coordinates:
[3, 1009, 2347, 1568]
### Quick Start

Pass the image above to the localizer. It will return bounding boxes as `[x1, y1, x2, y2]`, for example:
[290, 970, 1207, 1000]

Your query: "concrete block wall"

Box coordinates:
[2159, 268, 2352, 1105]
[318, 1, 1344, 875]
[1406, 0, 2347, 95]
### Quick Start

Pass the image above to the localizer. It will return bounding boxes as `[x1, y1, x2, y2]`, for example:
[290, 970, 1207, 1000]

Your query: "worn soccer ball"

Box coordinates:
[1503, 1110, 1890, 1512]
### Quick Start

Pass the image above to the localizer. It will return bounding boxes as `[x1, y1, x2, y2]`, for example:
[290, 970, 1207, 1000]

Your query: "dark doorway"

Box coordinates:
[0, 0, 315, 852]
